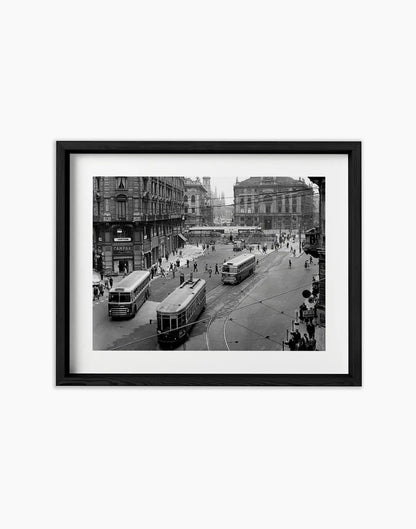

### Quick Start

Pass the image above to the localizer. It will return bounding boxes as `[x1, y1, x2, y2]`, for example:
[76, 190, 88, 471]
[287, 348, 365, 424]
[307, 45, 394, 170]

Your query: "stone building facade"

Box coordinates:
[93, 177, 185, 274]
[184, 177, 213, 227]
[309, 177, 325, 324]
[233, 176, 315, 232]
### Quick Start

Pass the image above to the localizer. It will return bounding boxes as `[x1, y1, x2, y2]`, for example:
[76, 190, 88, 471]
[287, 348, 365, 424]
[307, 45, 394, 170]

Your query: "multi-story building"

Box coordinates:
[184, 177, 213, 226]
[93, 177, 185, 274]
[233, 176, 315, 233]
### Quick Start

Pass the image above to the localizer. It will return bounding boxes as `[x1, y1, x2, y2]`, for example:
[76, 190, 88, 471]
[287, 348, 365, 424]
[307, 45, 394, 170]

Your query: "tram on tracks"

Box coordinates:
[157, 278, 206, 346]
[221, 254, 256, 285]
[108, 270, 151, 319]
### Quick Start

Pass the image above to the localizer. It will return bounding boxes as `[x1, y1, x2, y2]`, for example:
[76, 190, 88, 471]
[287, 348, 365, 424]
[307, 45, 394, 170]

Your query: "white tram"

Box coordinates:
[221, 254, 256, 284]
[108, 270, 151, 319]
[157, 278, 206, 346]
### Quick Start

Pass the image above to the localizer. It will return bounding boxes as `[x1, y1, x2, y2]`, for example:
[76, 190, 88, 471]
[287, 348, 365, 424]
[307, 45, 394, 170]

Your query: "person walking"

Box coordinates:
[310, 256, 313, 264]
[176, 258, 180, 269]
[179, 271, 185, 285]
[109, 276, 113, 289]
[288, 259, 292, 268]
[100, 270, 104, 281]
[307, 321, 315, 340]
[215, 263, 219, 274]
[304, 260, 308, 269]
[104, 277, 109, 290]
[186, 259, 190, 268]
[194, 262, 198, 272]
[208, 266, 212, 278]
[293, 329, 301, 343]
[99, 283, 105, 298]
[93, 285, 99, 301]
[205, 263, 208, 272]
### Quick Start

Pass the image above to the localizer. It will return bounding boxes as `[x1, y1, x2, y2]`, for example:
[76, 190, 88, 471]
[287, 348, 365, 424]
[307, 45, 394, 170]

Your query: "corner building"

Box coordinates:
[234, 176, 314, 232]
[184, 177, 213, 227]
[93, 177, 185, 274]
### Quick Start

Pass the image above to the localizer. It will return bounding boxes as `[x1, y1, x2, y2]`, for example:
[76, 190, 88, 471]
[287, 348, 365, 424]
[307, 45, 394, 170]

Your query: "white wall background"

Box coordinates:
[1, 1, 415, 528]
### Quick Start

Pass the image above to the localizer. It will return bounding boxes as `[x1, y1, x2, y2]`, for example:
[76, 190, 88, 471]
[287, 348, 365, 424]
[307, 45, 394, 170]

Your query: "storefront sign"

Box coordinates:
[113, 244, 133, 255]
[114, 237, 131, 242]
[303, 309, 315, 319]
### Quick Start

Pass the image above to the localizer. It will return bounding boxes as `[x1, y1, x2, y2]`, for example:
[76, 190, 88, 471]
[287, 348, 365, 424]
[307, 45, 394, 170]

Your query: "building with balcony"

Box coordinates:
[184, 177, 213, 227]
[233, 176, 315, 233]
[93, 177, 186, 274]
[304, 176, 325, 324]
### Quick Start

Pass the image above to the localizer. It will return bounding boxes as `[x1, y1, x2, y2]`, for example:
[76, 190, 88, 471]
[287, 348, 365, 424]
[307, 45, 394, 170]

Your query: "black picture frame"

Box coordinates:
[56, 141, 361, 386]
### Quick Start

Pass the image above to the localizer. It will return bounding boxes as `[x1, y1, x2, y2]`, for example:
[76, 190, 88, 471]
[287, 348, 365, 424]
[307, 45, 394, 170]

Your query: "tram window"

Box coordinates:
[171, 318, 177, 329]
[178, 312, 186, 327]
[162, 316, 170, 331]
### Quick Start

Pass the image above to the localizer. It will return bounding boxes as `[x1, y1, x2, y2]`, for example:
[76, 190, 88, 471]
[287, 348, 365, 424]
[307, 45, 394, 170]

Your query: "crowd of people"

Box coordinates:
[285, 324, 317, 351]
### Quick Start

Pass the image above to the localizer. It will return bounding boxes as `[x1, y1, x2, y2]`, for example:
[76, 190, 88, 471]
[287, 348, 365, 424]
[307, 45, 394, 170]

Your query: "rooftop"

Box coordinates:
[234, 176, 309, 188]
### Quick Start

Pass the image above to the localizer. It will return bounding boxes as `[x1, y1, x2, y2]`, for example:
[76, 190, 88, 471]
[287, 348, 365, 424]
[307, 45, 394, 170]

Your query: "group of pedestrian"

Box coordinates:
[285, 326, 316, 351]
[93, 275, 113, 301]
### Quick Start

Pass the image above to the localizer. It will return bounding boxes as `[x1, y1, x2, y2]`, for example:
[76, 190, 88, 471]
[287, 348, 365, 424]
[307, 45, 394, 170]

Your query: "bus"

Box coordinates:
[221, 254, 256, 284]
[108, 270, 151, 319]
[157, 278, 206, 346]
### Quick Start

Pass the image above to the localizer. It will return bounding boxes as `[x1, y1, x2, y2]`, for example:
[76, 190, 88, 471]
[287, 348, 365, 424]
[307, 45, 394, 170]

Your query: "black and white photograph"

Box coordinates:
[92, 174, 325, 353]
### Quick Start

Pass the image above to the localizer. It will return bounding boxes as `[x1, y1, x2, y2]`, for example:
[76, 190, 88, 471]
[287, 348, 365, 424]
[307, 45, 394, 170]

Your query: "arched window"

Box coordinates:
[184, 195, 188, 202]
[191, 195, 196, 203]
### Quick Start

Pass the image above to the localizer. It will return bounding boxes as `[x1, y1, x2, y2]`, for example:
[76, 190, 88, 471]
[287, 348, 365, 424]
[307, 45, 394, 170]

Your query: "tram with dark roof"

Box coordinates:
[157, 278, 206, 346]
[221, 254, 256, 284]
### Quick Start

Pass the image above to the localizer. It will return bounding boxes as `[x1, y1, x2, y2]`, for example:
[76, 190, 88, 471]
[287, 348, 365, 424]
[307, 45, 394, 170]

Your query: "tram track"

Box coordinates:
[205, 250, 282, 350]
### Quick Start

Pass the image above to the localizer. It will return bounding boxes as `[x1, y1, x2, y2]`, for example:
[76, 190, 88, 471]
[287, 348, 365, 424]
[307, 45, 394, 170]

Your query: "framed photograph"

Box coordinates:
[56, 141, 361, 386]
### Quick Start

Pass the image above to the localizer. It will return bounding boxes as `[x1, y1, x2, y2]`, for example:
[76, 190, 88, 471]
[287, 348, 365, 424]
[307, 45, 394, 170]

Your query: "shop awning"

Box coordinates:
[178, 233, 187, 242]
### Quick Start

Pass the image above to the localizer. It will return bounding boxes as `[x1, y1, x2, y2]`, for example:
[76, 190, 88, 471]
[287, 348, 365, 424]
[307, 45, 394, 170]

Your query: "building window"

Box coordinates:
[113, 225, 132, 240]
[184, 195, 188, 202]
[116, 177, 127, 190]
[117, 201, 126, 219]
[116, 194, 127, 219]
[265, 204, 271, 214]
[192, 208, 195, 213]
[191, 195, 196, 203]
[292, 197, 298, 213]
